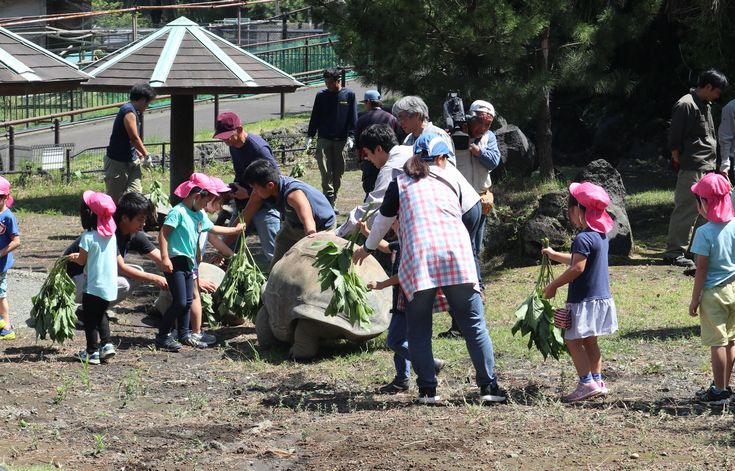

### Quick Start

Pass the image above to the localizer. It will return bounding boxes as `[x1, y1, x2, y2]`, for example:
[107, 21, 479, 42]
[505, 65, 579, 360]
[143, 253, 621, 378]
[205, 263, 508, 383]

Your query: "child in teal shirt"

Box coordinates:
[69, 191, 118, 365]
[157, 173, 245, 351]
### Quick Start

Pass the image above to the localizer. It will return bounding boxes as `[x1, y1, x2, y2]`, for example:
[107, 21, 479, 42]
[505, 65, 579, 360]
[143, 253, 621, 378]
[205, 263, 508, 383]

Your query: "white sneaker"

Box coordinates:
[192, 331, 216, 345]
[99, 343, 117, 361]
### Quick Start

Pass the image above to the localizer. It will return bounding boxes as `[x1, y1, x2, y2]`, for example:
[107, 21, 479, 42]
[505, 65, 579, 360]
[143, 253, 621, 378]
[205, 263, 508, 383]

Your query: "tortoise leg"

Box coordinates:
[255, 306, 277, 349]
[290, 319, 321, 361]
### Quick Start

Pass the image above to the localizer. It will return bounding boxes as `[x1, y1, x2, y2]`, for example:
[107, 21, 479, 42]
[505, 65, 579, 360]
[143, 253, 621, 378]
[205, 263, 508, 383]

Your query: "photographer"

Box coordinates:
[456, 100, 501, 257]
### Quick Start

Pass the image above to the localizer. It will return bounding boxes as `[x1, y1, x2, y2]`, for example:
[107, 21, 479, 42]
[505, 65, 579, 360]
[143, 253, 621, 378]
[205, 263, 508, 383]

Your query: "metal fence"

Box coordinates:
[1, 140, 319, 182]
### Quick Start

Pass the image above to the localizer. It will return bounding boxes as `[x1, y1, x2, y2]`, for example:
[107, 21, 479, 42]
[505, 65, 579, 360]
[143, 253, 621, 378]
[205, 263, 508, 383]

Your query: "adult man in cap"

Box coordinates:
[355, 90, 403, 196]
[665, 69, 729, 270]
[457, 100, 501, 254]
[306, 68, 358, 208]
[214, 111, 281, 262]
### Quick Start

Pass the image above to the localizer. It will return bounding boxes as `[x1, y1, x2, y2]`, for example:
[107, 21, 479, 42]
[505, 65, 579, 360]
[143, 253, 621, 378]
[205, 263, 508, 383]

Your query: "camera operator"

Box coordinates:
[456, 100, 501, 258]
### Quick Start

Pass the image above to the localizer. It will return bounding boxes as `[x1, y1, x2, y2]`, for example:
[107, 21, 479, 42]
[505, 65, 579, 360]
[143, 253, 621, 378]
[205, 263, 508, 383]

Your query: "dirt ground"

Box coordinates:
[2, 187, 735, 470]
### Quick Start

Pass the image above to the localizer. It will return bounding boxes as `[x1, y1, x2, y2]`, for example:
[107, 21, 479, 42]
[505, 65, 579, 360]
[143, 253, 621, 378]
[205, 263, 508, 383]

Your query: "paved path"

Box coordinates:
[9, 79, 374, 150]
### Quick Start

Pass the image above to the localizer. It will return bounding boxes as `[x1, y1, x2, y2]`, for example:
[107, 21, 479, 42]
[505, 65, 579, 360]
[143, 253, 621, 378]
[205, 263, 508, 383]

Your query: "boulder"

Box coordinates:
[519, 196, 573, 259]
[492, 124, 536, 180]
[573, 159, 634, 256]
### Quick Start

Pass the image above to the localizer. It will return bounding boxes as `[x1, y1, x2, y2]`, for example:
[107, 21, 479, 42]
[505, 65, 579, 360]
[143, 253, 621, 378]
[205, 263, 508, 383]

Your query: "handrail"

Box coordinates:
[0, 96, 170, 127]
[243, 33, 331, 49]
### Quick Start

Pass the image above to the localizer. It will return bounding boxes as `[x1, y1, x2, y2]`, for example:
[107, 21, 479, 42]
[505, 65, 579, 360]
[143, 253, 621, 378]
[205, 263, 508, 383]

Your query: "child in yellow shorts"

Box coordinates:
[689, 173, 735, 404]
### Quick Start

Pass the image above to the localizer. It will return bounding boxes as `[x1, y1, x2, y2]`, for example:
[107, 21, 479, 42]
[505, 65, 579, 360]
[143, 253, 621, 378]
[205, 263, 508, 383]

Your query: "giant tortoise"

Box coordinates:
[256, 232, 392, 360]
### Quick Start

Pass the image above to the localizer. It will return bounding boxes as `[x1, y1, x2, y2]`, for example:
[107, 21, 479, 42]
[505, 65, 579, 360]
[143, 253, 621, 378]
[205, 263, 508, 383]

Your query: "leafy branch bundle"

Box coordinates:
[312, 206, 376, 328]
[30, 256, 78, 343]
[213, 238, 266, 323]
[148, 180, 170, 210]
[511, 238, 568, 360]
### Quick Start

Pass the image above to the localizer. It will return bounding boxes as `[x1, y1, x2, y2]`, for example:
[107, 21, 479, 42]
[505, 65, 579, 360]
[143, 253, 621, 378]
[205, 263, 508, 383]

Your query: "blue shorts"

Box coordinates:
[0, 271, 8, 298]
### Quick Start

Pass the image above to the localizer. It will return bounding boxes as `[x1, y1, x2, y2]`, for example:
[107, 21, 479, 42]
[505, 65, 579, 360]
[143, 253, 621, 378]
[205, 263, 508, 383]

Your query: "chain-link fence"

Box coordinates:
[1, 139, 324, 183]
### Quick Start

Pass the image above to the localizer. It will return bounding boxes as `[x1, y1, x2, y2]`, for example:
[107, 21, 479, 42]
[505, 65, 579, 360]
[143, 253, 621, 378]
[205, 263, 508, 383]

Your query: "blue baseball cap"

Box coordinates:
[413, 133, 452, 161]
[364, 90, 381, 101]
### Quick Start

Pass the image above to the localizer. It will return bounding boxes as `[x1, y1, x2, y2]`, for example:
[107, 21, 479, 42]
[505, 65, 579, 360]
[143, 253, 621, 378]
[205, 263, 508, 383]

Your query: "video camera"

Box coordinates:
[442, 91, 469, 150]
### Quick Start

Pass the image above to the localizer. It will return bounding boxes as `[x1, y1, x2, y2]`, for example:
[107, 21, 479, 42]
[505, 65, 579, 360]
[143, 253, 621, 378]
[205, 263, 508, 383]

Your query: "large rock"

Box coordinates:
[518, 160, 634, 258]
[492, 123, 537, 180]
[256, 232, 392, 360]
[519, 191, 574, 258]
[573, 159, 634, 256]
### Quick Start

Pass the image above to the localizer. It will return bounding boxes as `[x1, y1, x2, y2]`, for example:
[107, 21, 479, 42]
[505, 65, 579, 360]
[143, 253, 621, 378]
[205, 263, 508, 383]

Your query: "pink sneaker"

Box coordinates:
[564, 381, 602, 403]
[596, 380, 609, 396]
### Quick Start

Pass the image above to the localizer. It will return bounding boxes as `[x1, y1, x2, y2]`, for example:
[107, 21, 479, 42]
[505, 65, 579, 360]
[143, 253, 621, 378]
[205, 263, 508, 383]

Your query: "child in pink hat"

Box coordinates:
[0, 176, 20, 340]
[68, 191, 118, 364]
[542, 182, 618, 402]
[157, 173, 245, 351]
[689, 173, 735, 403]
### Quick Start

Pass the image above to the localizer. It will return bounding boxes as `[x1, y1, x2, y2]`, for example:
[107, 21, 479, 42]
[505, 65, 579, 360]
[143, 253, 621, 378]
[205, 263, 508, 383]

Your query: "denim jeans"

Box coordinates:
[461, 201, 482, 286]
[475, 213, 487, 261]
[160, 256, 193, 340]
[386, 309, 411, 384]
[251, 203, 281, 263]
[406, 283, 496, 389]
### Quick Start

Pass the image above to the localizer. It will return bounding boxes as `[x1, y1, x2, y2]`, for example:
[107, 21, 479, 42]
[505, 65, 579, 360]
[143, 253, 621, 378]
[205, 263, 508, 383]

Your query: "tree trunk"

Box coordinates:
[536, 27, 554, 180]
[536, 90, 553, 180]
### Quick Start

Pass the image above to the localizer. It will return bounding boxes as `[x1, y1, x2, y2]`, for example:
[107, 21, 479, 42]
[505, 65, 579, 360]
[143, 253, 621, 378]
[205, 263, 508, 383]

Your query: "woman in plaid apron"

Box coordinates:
[354, 133, 505, 405]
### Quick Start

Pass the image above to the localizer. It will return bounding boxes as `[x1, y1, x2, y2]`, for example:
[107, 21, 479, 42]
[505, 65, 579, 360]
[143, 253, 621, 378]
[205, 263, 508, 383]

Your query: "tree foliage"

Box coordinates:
[308, 0, 663, 176]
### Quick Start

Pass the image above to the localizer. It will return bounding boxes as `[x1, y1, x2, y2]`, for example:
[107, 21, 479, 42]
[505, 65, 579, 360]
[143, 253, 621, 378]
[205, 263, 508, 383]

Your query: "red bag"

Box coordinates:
[553, 307, 571, 329]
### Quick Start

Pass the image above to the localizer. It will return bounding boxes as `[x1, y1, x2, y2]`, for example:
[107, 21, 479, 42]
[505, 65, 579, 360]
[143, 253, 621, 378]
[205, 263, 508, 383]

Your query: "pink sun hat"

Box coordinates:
[569, 182, 614, 234]
[173, 173, 220, 198]
[691, 173, 734, 223]
[209, 176, 233, 194]
[83, 191, 116, 236]
[0, 176, 14, 208]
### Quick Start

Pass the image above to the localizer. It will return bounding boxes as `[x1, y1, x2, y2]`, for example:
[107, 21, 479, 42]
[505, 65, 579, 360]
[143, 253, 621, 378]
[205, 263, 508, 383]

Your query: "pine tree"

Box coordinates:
[309, 0, 662, 179]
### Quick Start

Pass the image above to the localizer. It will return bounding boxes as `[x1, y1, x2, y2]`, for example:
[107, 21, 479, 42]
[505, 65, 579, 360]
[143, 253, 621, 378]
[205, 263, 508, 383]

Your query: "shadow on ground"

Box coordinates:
[620, 325, 700, 341]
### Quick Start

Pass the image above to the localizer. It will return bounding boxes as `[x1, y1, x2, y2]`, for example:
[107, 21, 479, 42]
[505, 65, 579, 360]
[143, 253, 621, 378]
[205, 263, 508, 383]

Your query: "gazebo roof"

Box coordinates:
[0, 26, 89, 95]
[82, 16, 303, 94]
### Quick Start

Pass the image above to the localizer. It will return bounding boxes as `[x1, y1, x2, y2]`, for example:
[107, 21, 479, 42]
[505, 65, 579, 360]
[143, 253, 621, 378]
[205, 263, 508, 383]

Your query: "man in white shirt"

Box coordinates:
[336, 124, 413, 238]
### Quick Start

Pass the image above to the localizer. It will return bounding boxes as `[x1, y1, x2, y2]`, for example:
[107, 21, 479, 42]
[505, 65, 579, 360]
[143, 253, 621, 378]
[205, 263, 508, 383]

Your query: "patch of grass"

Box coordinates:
[53, 377, 74, 405]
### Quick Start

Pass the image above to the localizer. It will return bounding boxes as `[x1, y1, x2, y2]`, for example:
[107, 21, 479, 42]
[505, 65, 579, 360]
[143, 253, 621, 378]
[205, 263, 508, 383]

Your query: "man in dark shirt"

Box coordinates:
[665, 69, 729, 269]
[214, 112, 281, 263]
[104, 83, 157, 203]
[306, 68, 357, 208]
[355, 90, 403, 196]
[65, 192, 167, 314]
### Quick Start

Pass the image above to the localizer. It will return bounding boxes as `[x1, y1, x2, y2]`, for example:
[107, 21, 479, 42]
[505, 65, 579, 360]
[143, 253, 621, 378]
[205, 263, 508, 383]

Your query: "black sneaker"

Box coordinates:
[479, 382, 507, 403]
[378, 381, 409, 395]
[665, 254, 695, 269]
[434, 358, 446, 375]
[155, 333, 182, 352]
[417, 387, 441, 405]
[695, 384, 730, 405]
[437, 329, 463, 339]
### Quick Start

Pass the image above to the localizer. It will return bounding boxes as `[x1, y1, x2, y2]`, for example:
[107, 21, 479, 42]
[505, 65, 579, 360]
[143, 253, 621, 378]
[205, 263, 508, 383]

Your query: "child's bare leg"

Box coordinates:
[725, 341, 735, 387]
[565, 338, 591, 377]
[582, 336, 602, 374]
[190, 282, 202, 335]
[0, 297, 10, 327]
[711, 346, 729, 391]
